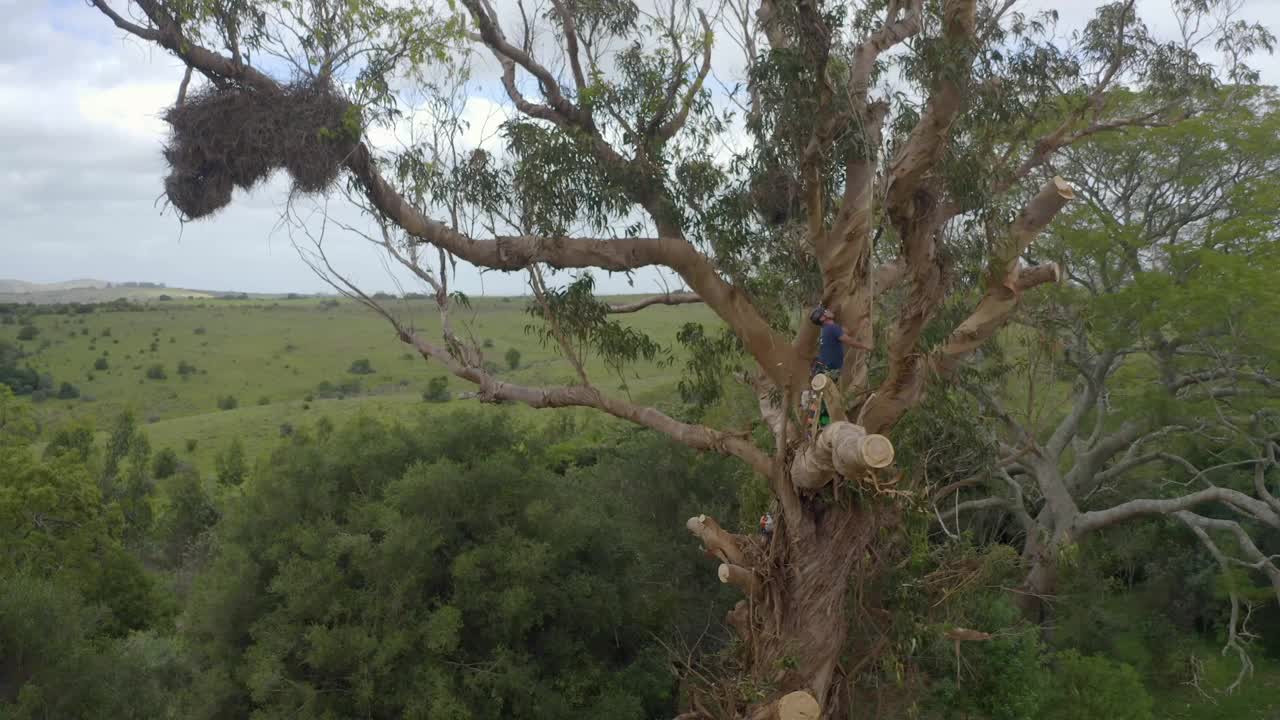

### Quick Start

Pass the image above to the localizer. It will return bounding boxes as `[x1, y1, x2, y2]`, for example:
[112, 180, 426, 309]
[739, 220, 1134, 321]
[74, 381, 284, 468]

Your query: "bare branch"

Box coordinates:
[606, 292, 703, 313]
[1077, 486, 1280, 534]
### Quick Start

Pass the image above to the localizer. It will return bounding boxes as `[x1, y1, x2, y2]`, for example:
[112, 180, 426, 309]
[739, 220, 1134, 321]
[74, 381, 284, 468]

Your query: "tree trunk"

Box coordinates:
[692, 495, 899, 718]
[1017, 512, 1070, 631]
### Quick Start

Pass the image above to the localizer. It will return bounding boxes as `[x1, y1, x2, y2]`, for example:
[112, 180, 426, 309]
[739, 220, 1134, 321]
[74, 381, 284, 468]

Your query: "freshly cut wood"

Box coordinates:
[773, 690, 820, 720]
[791, 421, 895, 489]
[686, 514, 747, 567]
[718, 563, 760, 596]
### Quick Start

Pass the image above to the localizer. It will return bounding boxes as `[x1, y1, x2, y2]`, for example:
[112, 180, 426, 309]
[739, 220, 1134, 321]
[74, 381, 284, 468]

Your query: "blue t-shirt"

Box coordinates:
[818, 323, 844, 371]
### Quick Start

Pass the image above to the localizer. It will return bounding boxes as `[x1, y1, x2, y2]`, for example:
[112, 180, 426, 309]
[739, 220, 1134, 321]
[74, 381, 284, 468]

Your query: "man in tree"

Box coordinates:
[810, 306, 863, 377]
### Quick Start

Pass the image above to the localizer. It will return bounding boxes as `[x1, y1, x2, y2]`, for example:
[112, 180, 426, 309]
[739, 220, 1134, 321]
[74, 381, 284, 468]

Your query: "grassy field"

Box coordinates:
[5, 293, 1279, 714]
[3, 295, 715, 473]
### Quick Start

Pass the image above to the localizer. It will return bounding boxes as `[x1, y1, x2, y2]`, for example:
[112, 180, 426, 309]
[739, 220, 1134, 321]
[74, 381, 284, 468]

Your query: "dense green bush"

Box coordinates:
[422, 376, 450, 402]
[174, 410, 738, 719]
[214, 438, 247, 487]
[347, 357, 375, 375]
[217, 395, 238, 410]
[152, 448, 179, 479]
[145, 364, 167, 380]
[94, 356, 109, 371]
[505, 347, 522, 370]
[1040, 651, 1152, 720]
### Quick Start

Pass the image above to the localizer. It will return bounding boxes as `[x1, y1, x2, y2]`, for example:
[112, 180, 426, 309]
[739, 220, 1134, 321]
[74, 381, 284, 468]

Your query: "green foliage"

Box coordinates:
[216, 394, 238, 410]
[674, 322, 742, 410]
[178, 410, 738, 719]
[422, 375, 450, 403]
[152, 448, 179, 479]
[1040, 651, 1152, 720]
[145, 363, 167, 380]
[525, 274, 667, 388]
[347, 357, 375, 375]
[16, 324, 37, 341]
[505, 347, 521, 370]
[0, 577, 188, 719]
[155, 467, 219, 567]
[93, 356, 109, 371]
[56, 381, 80, 399]
[214, 437, 247, 487]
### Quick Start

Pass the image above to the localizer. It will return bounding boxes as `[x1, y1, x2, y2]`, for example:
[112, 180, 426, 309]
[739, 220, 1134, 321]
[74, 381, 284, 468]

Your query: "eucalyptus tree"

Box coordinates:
[88, 0, 1270, 715]
[938, 94, 1280, 689]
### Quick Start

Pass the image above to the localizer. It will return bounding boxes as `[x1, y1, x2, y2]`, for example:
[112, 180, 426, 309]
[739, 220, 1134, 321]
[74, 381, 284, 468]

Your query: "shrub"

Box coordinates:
[152, 448, 179, 479]
[422, 376, 450, 403]
[215, 438, 247, 487]
[193, 327, 206, 335]
[482, 338, 494, 348]
[145, 364, 167, 380]
[94, 356, 109, 371]
[217, 395, 238, 411]
[17, 324, 38, 341]
[279, 422, 295, 437]
[257, 396, 270, 406]
[56, 382, 80, 400]
[505, 347, 522, 370]
[102, 328, 111, 337]
[1040, 651, 1152, 720]
[348, 358, 375, 375]
[177, 360, 197, 377]
[185, 438, 198, 453]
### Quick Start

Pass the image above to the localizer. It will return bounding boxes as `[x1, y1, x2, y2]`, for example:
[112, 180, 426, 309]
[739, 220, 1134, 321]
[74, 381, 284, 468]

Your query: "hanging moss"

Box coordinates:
[161, 81, 358, 220]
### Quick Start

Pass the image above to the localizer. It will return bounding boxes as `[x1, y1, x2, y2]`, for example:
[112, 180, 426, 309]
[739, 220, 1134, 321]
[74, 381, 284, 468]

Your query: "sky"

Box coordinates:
[1, 0, 1278, 295]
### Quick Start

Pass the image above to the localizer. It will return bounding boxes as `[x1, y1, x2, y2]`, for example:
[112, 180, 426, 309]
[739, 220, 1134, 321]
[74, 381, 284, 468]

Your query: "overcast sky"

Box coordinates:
[2, 0, 1278, 295]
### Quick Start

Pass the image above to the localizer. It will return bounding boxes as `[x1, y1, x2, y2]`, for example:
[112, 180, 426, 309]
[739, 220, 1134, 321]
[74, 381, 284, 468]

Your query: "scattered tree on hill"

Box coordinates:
[152, 447, 179, 479]
[422, 376, 450, 403]
[90, 0, 1275, 714]
[145, 363, 167, 380]
[215, 437, 247, 487]
[17, 324, 38, 341]
[216, 394, 238, 411]
[347, 357, 375, 374]
[94, 356, 109, 371]
[505, 347, 521, 371]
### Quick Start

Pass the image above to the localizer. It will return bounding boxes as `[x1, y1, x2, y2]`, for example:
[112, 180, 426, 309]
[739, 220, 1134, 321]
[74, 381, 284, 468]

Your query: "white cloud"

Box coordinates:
[1, 0, 1278, 298]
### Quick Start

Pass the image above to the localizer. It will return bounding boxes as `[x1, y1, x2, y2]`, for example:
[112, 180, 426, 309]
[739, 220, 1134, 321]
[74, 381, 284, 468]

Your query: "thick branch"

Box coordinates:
[346, 146, 800, 385]
[687, 514, 749, 567]
[849, 0, 924, 101]
[885, 0, 977, 212]
[399, 327, 773, 475]
[791, 421, 894, 490]
[931, 177, 1074, 375]
[1077, 486, 1280, 534]
[606, 292, 702, 313]
[718, 563, 760, 596]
